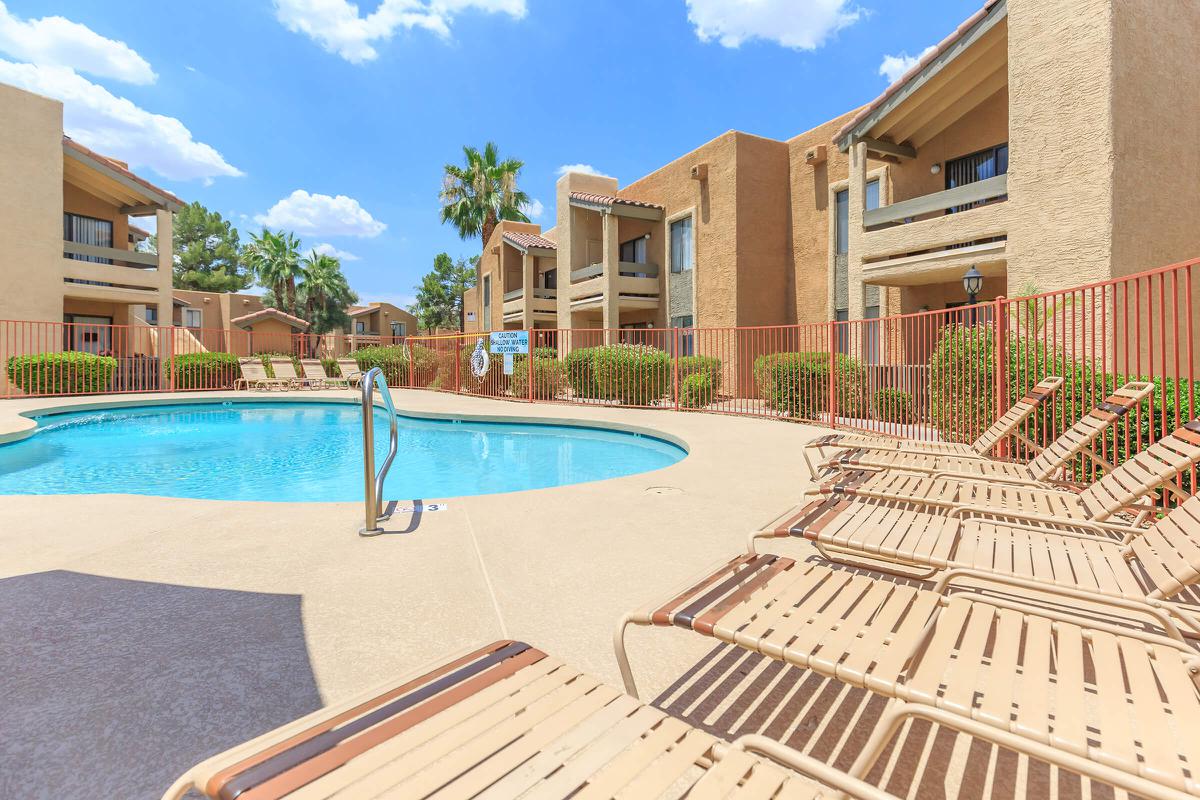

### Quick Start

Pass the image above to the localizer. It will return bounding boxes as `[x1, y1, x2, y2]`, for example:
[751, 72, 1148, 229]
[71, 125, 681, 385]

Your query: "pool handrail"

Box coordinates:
[360, 367, 398, 535]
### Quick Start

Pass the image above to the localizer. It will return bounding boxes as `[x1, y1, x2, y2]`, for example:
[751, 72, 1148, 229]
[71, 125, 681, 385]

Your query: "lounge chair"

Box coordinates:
[234, 357, 289, 392]
[802, 375, 1064, 475]
[268, 357, 311, 390]
[616, 553, 1200, 800]
[336, 357, 364, 388]
[163, 640, 898, 800]
[813, 418, 1200, 527]
[811, 380, 1155, 484]
[299, 358, 348, 389]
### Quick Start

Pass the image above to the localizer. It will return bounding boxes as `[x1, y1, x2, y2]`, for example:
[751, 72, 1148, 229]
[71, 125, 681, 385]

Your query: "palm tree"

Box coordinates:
[244, 229, 303, 314]
[439, 142, 531, 276]
[299, 250, 356, 334]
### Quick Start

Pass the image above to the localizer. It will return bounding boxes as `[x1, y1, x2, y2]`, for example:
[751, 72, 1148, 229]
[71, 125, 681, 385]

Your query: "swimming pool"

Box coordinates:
[0, 402, 686, 502]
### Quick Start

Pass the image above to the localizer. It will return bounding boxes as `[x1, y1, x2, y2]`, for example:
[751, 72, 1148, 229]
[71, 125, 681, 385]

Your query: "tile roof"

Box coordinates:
[502, 231, 557, 251]
[63, 136, 186, 209]
[230, 307, 309, 330]
[835, 0, 1003, 144]
[569, 192, 663, 211]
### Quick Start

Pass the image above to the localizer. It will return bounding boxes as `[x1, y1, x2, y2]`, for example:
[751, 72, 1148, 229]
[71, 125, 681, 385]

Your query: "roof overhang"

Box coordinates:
[62, 138, 185, 214]
[230, 307, 309, 330]
[836, 0, 1007, 154]
[568, 193, 663, 221]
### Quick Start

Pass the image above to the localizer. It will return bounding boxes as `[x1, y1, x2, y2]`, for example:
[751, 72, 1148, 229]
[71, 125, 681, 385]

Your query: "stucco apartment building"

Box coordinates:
[465, 0, 1200, 341]
[0, 82, 179, 350]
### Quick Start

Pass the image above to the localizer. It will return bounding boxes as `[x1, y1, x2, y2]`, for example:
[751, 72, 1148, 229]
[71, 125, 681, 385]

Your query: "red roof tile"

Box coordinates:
[569, 191, 663, 211]
[835, 0, 1003, 144]
[63, 136, 186, 209]
[502, 231, 557, 251]
[230, 307, 309, 330]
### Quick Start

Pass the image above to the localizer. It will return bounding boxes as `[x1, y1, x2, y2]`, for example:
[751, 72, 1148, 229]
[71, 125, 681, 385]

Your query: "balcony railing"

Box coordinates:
[503, 287, 558, 302]
[63, 241, 159, 269]
[863, 174, 1007, 230]
[570, 262, 659, 283]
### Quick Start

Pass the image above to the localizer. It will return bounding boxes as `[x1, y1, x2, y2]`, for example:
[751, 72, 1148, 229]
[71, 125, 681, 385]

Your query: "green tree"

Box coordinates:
[438, 142, 530, 283]
[410, 253, 477, 332]
[169, 201, 253, 292]
[243, 229, 303, 314]
[298, 251, 358, 334]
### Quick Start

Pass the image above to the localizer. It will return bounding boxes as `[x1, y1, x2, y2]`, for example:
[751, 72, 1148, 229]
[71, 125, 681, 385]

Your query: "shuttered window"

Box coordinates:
[63, 213, 114, 264]
[945, 144, 1008, 213]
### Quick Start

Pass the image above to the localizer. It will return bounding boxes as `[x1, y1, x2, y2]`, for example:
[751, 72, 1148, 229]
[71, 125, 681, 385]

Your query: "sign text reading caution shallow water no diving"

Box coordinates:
[489, 330, 530, 354]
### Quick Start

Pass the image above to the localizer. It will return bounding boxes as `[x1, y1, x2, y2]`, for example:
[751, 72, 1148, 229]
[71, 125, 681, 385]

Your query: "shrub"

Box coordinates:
[591, 343, 672, 405]
[565, 347, 601, 398]
[349, 346, 407, 386]
[874, 388, 916, 424]
[6, 351, 117, 395]
[321, 356, 339, 377]
[254, 351, 302, 379]
[171, 352, 239, 390]
[510, 354, 568, 399]
[457, 338, 509, 394]
[679, 372, 714, 408]
[677, 355, 722, 395]
[755, 352, 866, 419]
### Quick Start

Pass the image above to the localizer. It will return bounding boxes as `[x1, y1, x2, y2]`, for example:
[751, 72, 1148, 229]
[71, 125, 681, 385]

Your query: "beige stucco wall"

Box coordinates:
[475, 220, 544, 332]
[0, 84, 64, 325]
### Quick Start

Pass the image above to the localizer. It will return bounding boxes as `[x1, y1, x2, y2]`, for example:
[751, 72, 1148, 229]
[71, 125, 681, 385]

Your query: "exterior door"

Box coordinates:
[67, 315, 112, 354]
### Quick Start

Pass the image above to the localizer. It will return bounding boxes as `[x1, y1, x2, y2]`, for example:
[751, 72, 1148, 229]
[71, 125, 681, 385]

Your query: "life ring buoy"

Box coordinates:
[469, 338, 489, 378]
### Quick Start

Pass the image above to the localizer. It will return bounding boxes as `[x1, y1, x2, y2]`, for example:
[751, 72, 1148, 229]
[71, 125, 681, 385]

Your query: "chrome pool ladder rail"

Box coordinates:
[360, 367, 398, 535]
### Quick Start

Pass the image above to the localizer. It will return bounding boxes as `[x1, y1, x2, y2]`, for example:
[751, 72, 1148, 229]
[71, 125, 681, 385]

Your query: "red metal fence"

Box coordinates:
[3, 259, 1198, 486]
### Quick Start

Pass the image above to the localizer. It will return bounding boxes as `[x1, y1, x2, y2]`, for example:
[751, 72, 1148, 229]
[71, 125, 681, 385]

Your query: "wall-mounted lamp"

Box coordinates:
[930, 163, 941, 175]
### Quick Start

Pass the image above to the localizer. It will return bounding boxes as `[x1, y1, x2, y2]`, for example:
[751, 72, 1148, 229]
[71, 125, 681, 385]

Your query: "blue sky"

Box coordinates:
[1, 0, 981, 307]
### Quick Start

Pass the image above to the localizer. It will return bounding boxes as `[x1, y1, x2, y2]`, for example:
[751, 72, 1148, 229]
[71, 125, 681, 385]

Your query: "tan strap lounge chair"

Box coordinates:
[617, 556, 1200, 800]
[235, 357, 290, 392]
[767, 491, 1200, 615]
[803, 376, 1064, 476]
[164, 640, 897, 800]
[298, 358, 348, 389]
[268, 357, 309, 390]
[815, 418, 1200, 526]
[812, 381, 1155, 484]
[335, 357, 364, 388]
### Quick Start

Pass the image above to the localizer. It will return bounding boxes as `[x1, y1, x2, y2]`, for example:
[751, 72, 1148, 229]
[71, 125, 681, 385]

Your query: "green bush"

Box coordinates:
[679, 372, 714, 408]
[677, 355, 722, 395]
[510, 354, 568, 399]
[755, 352, 866, 419]
[349, 346, 407, 386]
[6, 351, 117, 395]
[874, 388, 916, 424]
[171, 352, 239, 390]
[457, 338, 509, 394]
[927, 324, 1200, 480]
[591, 343, 672, 405]
[565, 347, 601, 398]
[253, 351, 302, 379]
[321, 356, 339, 376]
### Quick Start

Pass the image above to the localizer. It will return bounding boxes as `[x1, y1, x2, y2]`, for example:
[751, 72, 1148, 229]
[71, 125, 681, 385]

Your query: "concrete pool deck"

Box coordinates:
[0, 389, 834, 797]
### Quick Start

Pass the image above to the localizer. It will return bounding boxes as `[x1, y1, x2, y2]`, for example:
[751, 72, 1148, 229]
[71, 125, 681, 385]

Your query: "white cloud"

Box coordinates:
[686, 0, 861, 50]
[310, 242, 361, 261]
[556, 163, 611, 178]
[0, 1, 155, 84]
[273, 0, 526, 64]
[0, 60, 242, 182]
[255, 190, 387, 238]
[522, 198, 544, 219]
[878, 44, 938, 83]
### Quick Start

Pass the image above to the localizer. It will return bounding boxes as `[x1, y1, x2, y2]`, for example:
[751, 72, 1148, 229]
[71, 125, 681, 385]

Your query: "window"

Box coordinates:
[390, 321, 406, 338]
[619, 236, 646, 264]
[482, 275, 492, 327]
[63, 213, 114, 264]
[945, 143, 1008, 213]
[543, 269, 557, 290]
[834, 179, 879, 254]
[671, 314, 694, 356]
[143, 306, 158, 325]
[183, 308, 202, 328]
[355, 320, 366, 334]
[834, 308, 849, 354]
[669, 217, 693, 273]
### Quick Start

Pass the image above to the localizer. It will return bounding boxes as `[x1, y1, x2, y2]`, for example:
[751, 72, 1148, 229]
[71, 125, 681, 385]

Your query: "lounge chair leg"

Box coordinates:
[613, 613, 641, 699]
[847, 700, 911, 782]
[159, 772, 196, 800]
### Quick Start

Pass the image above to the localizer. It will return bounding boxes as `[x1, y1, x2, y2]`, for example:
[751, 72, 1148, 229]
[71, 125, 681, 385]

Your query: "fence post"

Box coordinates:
[407, 338, 415, 388]
[827, 320, 837, 429]
[164, 325, 175, 392]
[993, 296, 1008, 456]
[454, 338, 461, 394]
[673, 327, 681, 411]
[526, 329, 534, 402]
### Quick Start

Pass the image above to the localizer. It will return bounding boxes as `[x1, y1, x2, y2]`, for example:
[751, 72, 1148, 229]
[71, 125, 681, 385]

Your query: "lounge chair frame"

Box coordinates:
[234, 357, 290, 392]
[268, 357, 311, 390]
[298, 358, 348, 390]
[335, 358, 365, 389]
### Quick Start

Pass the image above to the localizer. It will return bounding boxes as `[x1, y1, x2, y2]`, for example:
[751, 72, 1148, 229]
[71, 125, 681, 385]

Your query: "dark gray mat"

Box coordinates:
[0, 570, 323, 799]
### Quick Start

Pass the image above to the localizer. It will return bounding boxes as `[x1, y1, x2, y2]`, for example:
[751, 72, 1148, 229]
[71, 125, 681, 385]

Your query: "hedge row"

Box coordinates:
[752, 352, 866, 419]
[6, 351, 118, 395]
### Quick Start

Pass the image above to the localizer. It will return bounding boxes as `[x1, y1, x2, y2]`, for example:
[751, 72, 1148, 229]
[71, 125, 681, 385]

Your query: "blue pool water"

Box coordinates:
[0, 402, 685, 502]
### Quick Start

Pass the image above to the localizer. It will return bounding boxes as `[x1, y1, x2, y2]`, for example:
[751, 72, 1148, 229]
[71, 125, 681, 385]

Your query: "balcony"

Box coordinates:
[502, 287, 558, 322]
[860, 176, 1009, 285]
[568, 263, 660, 311]
[61, 241, 163, 301]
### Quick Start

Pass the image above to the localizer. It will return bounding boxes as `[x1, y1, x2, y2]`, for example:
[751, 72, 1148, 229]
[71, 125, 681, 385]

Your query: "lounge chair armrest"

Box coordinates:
[955, 514, 1134, 543]
[728, 734, 895, 800]
[947, 505, 1146, 539]
[930, 470, 1043, 486]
